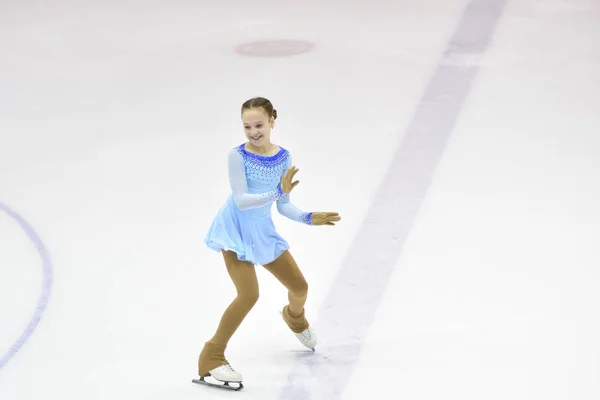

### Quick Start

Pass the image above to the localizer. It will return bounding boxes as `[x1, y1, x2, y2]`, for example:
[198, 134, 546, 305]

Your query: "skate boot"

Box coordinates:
[193, 342, 243, 391]
[207, 364, 242, 382]
[281, 305, 317, 351]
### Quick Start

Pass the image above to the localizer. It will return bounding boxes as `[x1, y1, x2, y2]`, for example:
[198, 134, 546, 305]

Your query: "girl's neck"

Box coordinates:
[245, 141, 280, 156]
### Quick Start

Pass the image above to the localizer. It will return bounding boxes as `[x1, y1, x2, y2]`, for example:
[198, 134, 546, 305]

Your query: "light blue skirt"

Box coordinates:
[204, 196, 289, 265]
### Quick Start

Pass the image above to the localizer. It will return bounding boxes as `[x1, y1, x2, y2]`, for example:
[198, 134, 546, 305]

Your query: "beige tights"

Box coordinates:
[197, 250, 310, 376]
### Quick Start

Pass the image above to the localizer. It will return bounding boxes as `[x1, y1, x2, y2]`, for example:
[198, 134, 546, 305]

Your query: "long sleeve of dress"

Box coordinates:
[276, 154, 313, 225]
[228, 149, 283, 210]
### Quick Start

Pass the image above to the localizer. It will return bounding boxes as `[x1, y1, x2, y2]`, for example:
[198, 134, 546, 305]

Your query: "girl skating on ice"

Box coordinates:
[193, 97, 341, 391]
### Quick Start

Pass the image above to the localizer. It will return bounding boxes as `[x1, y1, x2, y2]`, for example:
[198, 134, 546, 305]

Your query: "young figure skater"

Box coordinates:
[194, 97, 341, 390]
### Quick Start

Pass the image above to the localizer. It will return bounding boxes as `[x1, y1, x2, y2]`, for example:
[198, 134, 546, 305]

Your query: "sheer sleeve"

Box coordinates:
[276, 154, 313, 225]
[228, 149, 283, 210]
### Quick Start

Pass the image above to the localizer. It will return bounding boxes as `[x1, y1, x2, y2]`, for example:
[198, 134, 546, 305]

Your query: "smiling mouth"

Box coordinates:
[251, 135, 262, 140]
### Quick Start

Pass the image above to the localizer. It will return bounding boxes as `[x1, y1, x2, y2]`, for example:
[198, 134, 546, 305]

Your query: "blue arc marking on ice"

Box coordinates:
[0, 202, 53, 371]
[279, 0, 508, 398]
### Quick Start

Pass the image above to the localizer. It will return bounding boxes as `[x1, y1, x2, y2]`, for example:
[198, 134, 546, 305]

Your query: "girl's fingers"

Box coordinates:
[284, 167, 293, 182]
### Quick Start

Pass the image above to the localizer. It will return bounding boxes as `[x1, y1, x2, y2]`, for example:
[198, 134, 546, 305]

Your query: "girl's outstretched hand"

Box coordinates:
[281, 166, 300, 193]
[311, 212, 341, 226]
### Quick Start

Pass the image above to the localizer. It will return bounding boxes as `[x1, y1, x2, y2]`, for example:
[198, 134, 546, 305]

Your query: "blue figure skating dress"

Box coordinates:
[204, 143, 313, 265]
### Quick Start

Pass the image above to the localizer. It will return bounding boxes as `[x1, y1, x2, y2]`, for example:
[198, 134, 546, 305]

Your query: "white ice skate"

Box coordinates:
[280, 309, 318, 351]
[192, 364, 244, 391]
[294, 326, 317, 351]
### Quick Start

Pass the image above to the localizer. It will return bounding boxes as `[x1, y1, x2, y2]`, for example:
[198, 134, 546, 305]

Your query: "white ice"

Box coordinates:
[1, 0, 599, 399]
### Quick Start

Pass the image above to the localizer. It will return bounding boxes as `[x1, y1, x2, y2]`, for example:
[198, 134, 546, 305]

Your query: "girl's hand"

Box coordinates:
[281, 166, 300, 193]
[311, 212, 341, 226]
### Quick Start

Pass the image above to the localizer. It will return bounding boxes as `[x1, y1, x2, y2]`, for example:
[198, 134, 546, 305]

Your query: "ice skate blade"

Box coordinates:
[192, 376, 244, 391]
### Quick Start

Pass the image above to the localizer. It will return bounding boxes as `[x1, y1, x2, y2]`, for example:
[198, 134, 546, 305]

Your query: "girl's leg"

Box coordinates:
[198, 250, 259, 376]
[262, 250, 310, 333]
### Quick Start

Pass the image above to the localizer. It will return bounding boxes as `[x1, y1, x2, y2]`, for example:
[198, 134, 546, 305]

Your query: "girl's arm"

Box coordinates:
[276, 154, 313, 225]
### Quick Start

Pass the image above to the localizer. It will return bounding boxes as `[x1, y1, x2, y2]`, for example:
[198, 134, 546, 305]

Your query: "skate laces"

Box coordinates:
[222, 364, 236, 372]
[297, 327, 313, 342]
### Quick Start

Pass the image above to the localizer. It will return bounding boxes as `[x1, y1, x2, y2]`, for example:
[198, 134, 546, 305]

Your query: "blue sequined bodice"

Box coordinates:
[236, 143, 289, 195]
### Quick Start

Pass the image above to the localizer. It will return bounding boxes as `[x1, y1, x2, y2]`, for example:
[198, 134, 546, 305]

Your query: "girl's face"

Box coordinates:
[242, 108, 274, 147]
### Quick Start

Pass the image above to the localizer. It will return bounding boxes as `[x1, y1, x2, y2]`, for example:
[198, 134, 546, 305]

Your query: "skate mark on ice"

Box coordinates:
[279, 0, 508, 398]
[0, 203, 53, 372]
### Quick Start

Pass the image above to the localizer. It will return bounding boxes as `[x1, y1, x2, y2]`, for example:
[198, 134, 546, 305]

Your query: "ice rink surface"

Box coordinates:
[1, 0, 599, 399]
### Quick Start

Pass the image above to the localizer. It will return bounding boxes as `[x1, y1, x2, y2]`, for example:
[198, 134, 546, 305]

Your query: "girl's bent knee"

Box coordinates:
[238, 291, 259, 306]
